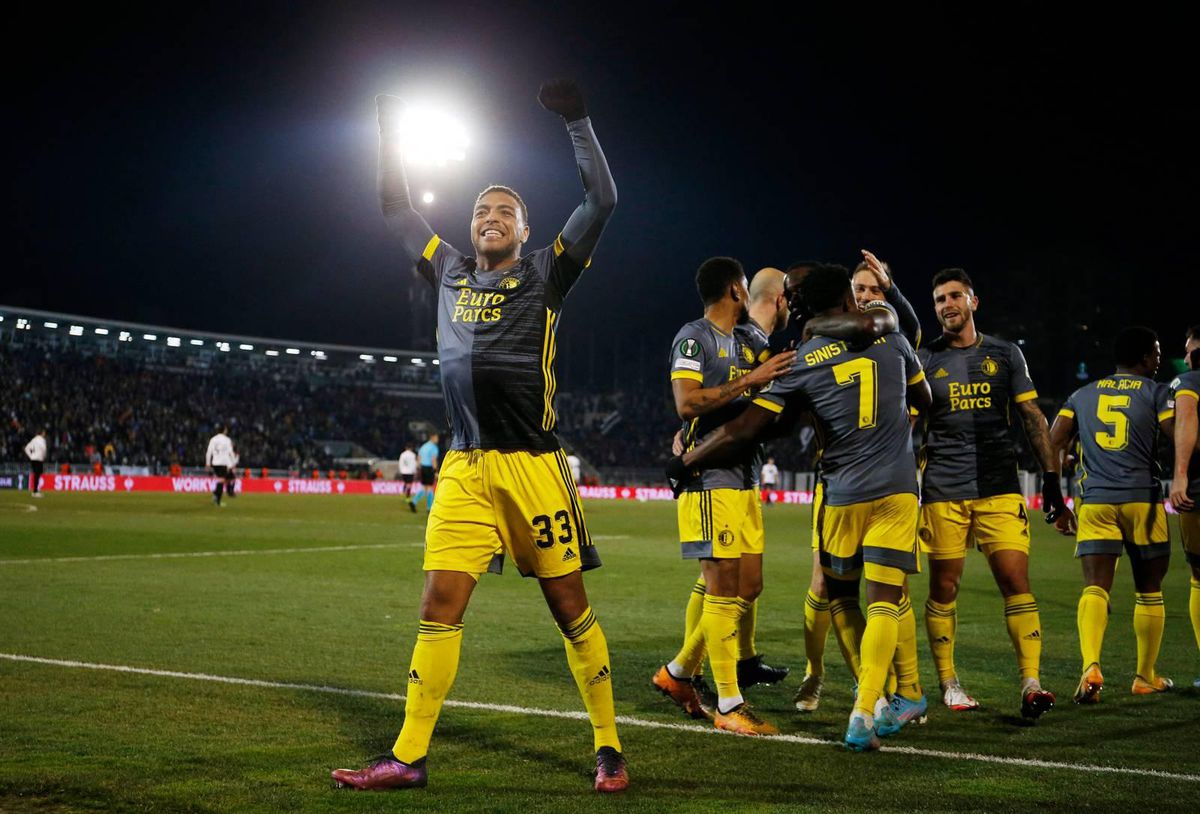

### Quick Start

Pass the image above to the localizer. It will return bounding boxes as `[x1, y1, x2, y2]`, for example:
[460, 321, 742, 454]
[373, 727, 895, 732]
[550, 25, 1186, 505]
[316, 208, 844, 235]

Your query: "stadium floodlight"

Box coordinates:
[383, 355, 398, 362]
[239, 343, 254, 351]
[265, 349, 280, 356]
[421, 191, 435, 204]
[43, 321, 58, 329]
[216, 342, 230, 352]
[69, 325, 85, 336]
[396, 104, 468, 167]
[143, 333, 157, 341]
[285, 348, 300, 355]
[189, 339, 203, 346]
[16, 318, 30, 330]
[118, 331, 132, 342]
[432, 359, 440, 366]
[0, 314, 4, 321]
[167, 336, 181, 347]
[410, 357, 426, 365]
[359, 354, 375, 362]
[95, 328, 109, 335]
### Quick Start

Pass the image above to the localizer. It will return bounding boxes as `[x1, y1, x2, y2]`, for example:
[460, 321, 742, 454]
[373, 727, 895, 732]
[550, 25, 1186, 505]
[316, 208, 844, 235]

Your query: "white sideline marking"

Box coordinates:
[0, 542, 419, 566]
[1, 504, 38, 513]
[1, 653, 1196, 783]
[591, 534, 630, 541]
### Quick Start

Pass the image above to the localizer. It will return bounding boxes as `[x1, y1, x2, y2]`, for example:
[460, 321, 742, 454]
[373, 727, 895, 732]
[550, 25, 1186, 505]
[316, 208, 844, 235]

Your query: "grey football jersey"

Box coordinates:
[1060, 374, 1174, 504]
[1169, 370, 1200, 501]
[756, 331, 924, 506]
[669, 317, 765, 491]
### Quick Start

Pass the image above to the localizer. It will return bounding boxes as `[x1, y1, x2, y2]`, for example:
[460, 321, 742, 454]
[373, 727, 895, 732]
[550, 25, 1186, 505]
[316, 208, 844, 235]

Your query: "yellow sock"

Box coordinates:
[1077, 585, 1110, 671]
[392, 620, 463, 763]
[803, 590, 831, 677]
[684, 576, 706, 651]
[924, 598, 957, 684]
[855, 601, 901, 716]
[1003, 592, 1042, 681]
[829, 595, 866, 680]
[703, 595, 746, 711]
[669, 577, 708, 677]
[559, 607, 620, 752]
[893, 596, 921, 698]
[1133, 592, 1166, 683]
[737, 599, 758, 661]
[1190, 578, 1200, 654]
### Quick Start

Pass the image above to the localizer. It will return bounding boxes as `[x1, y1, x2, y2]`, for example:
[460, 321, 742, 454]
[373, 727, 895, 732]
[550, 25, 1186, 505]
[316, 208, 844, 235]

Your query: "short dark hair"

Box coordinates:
[695, 257, 745, 306]
[1113, 326, 1159, 368]
[932, 268, 974, 291]
[798, 264, 851, 313]
[785, 260, 821, 274]
[476, 185, 528, 223]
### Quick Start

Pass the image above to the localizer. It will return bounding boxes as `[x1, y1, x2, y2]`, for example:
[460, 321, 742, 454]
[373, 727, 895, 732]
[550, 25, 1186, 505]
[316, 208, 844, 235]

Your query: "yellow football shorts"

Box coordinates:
[810, 481, 823, 552]
[1180, 510, 1200, 567]
[919, 494, 1031, 560]
[1074, 501, 1169, 560]
[425, 448, 598, 579]
[677, 488, 764, 559]
[817, 492, 920, 587]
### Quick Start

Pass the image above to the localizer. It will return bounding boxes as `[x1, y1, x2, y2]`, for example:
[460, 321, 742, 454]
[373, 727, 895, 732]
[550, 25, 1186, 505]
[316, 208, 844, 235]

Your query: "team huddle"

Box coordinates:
[329, 80, 1200, 793]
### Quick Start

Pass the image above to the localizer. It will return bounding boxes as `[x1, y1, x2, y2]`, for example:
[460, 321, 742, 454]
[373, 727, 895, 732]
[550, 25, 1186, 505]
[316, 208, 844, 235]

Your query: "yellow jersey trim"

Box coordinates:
[1013, 390, 1039, 404]
[1176, 388, 1199, 402]
[752, 397, 784, 414]
[671, 370, 704, 382]
[541, 308, 559, 431]
[1158, 408, 1175, 422]
[1057, 408, 1075, 419]
[907, 370, 926, 386]
[422, 235, 441, 261]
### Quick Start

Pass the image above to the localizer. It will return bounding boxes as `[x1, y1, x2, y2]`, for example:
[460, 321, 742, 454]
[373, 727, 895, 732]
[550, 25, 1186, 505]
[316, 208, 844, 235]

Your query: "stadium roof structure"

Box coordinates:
[0, 304, 438, 370]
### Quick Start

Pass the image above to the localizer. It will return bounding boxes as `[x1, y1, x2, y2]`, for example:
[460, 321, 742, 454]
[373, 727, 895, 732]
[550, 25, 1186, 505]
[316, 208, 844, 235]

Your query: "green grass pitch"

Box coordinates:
[1, 490, 1197, 813]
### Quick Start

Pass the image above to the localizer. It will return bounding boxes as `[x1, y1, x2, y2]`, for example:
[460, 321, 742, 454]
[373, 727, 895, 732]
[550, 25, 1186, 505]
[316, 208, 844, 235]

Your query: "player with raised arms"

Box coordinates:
[332, 80, 627, 793]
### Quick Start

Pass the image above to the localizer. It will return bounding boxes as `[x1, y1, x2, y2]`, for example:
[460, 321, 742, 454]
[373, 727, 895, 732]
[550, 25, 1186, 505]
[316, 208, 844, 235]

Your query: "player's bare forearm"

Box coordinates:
[1047, 413, 1076, 471]
[681, 407, 775, 469]
[907, 378, 933, 413]
[673, 378, 754, 421]
[804, 310, 896, 345]
[1018, 400, 1058, 472]
[376, 95, 435, 265]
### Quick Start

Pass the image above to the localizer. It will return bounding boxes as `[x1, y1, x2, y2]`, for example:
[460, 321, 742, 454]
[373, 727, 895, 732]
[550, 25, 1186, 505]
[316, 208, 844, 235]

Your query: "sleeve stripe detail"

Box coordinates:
[1014, 390, 1039, 403]
[1158, 409, 1175, 422]
[421, 235, 441, 261]
[553, 234, 565, 257]
[752, 397, 784, 414]
[670, 370, 704, 382]
[907, 371, 926, 386]
[1177, 389, 1199, 401]
[1057, 408, 1075, 419]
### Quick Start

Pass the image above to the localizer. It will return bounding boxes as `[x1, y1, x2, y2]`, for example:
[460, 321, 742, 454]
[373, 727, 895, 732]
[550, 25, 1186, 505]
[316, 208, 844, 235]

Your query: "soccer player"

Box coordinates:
[792, 251, 922, 712]
[567, 450, 582, 484]
[24, 429, 47, 498]
[669, 264, 931, 750]
[760, 456, 778, 504]
[332, 80, 627, 793]
[653, 261, 795, 734]
[205, 426, 235, 506]
[408, 434, 440, 513]
[1050, 326, 1176, 701]
[398, 442, 418, 497]
[916, 268, 1062, 718]
[1168, 325, 1200, 687]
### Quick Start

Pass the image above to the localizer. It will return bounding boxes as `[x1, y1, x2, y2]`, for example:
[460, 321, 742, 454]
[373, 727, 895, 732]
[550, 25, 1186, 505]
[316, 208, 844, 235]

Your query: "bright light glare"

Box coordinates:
[398, 106, 468, 166]
[69, 326, 85, 336]
[143, 334, 157, 341]
[421, 191, 435, 204]
[239, 344, 254, 351]
[190, 339, 204, 346]
[285, 348, 300, 355]
[95, 328, 109, 335]
[265, 350, 280, 357]
[167, 337, 181, 347]
[44, 321, 58, 329]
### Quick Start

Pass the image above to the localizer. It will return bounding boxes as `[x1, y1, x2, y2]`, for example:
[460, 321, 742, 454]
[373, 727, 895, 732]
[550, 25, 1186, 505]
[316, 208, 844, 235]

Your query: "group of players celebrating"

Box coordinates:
[330, 80, 1199, 794]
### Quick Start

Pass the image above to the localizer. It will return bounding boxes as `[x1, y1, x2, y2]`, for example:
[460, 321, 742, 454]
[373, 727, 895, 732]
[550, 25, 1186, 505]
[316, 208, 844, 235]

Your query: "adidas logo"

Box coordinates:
[408, 669, 423, 685]
[934, 368, 949, 379]
[1023, 630, 1041, 640]
[587, 665, 611, 686]
[562, 548, 577, 562]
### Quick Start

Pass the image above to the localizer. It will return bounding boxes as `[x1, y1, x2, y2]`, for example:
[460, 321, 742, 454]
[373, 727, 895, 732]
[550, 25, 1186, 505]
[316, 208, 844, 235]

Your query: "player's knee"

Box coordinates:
[928, 564, 961, 601]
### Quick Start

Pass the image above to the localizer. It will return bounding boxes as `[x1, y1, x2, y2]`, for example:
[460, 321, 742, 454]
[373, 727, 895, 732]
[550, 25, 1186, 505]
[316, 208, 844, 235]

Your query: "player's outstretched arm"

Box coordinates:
[860, 250, 922, 348]
[1171, 392, 1197, 511]
[669, 404, 777, 477]
[803, 308, 897, 345]
[671, 351, 796, 421]
[539, 80, 617, 269]
[375, 95, 437, 266]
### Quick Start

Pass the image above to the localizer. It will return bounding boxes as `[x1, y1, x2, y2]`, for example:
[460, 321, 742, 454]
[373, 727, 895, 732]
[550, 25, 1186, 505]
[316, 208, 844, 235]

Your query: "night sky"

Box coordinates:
[8, 3, 1196, 396]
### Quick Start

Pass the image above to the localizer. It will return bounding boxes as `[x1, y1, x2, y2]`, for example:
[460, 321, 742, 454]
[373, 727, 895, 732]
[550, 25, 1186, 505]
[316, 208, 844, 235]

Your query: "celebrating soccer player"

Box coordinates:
[653, 261, 795, 734]
[1050, 326, 1176, 702]
[915, 269, 1061, 718]
[332, 80, 627, 793]
[669, 265, 931, 751]
[1168, 325, 1200, 687]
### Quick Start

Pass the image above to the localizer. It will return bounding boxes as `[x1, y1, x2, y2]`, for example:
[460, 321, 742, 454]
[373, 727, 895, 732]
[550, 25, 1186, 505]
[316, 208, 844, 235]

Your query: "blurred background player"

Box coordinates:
[670, 264, 931, 750]
[24, 429, 47, 498]
[205, 425, 235, 506]
[567, 450, 582, 484]
[225, 443, 239, 499]
[653, 260, 794, 735]
[916, 268, 1061, 718]
[333, 80, 627, 793]
[398, 442, 418, 497]
[760, 456, 778, 504]
[408, 434, 440, 513]
[1168, 324, 1200, 687]
[1050, 326, 1175, 702]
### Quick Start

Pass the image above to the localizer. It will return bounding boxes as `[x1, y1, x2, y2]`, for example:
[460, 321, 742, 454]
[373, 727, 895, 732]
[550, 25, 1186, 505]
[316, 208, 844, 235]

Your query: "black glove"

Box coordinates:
[666, 455, 693, 499]
[537, 80, 588, 122]
[1042, 472, 1065, 522]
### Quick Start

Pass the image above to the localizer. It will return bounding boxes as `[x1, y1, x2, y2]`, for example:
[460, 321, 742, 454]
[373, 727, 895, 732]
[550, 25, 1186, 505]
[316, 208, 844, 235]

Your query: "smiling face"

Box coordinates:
[470, 189, 529, 263]
[933, 280, 979, 334]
